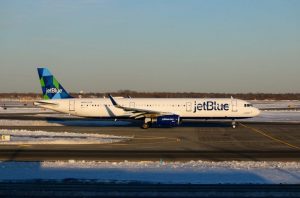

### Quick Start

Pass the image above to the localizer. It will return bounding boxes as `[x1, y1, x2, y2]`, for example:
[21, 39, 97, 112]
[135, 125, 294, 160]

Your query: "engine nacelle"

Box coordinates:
[156, 115, 180, 127]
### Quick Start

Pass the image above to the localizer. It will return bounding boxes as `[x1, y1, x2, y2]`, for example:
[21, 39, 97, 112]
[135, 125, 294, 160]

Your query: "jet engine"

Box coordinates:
[156, 115, 180, 127]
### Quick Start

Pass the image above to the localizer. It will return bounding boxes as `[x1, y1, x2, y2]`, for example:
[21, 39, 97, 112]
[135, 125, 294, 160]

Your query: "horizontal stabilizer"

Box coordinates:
[34, 100, 58, 106]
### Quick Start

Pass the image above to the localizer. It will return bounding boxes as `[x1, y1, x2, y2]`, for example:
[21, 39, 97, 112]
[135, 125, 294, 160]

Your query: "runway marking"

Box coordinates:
[240, 123, 300, 150]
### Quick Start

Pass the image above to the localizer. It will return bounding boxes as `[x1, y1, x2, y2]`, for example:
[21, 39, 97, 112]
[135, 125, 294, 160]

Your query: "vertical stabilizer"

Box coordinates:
[37, 68, 72, 99]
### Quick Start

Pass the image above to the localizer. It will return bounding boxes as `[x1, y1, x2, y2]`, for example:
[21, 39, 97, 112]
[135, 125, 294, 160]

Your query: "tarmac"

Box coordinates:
[1, 118, 300, 161]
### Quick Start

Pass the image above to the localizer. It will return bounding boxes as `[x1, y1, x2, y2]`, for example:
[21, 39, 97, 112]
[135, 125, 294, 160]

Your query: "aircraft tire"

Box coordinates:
[142, 122, 150, 129]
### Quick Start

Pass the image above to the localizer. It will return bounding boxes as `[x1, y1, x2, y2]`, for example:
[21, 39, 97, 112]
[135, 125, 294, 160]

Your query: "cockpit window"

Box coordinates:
[244, 104, 253, 107]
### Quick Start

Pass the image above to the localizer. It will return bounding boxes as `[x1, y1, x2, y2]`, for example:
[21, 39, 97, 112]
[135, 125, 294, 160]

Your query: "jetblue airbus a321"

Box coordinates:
[34, 68, 260, 129]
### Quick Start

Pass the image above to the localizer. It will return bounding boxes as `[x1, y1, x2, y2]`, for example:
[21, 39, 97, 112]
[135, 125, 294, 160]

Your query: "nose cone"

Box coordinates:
[252, 108, 261, 117]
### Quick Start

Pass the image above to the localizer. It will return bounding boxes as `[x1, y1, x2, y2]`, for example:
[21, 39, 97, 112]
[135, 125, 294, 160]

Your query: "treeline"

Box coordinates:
[0, 91, 300, 100]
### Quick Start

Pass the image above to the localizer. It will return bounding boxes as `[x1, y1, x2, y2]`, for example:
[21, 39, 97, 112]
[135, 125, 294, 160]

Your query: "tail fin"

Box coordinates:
[37, 68, 72, 99]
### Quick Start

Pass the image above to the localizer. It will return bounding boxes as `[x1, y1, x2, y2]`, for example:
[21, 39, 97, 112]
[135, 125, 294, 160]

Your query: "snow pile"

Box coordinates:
[0, 129, 131, 144]
[0, 119, 62, 126]
[43, 160, 300, 170]
[1, 160, 300, 184]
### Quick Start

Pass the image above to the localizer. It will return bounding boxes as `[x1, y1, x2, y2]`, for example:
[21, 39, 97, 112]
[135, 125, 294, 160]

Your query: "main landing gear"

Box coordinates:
[142, 118, 152, 129]
[142, 122, 150, 129]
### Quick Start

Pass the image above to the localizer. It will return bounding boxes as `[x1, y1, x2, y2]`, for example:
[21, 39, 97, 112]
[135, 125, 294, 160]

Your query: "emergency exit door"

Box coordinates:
[69, 100, 75, 111]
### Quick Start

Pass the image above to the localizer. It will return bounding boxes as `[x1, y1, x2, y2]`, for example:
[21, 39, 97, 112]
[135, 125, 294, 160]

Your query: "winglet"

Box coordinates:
[108, 94, 118, 106]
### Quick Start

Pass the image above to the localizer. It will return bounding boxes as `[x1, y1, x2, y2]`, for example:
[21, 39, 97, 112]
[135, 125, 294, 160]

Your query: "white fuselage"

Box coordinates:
[35, 98, 260, 119]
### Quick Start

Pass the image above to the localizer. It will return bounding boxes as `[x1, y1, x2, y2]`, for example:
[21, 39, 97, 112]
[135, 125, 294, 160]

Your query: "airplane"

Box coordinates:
[34, 68, 261, 129]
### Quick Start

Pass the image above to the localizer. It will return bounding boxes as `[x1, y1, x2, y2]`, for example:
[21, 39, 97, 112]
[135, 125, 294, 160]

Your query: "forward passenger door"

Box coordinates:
[186, 102, 192, 112]
[69, 100, 75, 111]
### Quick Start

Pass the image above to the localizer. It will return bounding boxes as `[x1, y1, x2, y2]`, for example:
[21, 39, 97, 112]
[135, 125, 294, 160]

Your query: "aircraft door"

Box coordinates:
[231, 99, 238, 112]
[69, 100, 75, 111]
[186, 102, 192, 112]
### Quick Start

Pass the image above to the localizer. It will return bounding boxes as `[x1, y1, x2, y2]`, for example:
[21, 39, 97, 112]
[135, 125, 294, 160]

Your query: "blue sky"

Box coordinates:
[0, 0, 299, 93]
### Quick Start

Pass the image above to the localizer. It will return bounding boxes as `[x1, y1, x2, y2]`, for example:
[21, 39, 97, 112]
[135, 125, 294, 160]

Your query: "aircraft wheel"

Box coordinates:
[232, 121, 237, 129]
[142, 122, 150, 129]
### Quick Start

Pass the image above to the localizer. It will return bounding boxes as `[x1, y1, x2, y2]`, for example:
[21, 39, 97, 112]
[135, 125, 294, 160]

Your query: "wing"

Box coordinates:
[108, 94, 171, 119]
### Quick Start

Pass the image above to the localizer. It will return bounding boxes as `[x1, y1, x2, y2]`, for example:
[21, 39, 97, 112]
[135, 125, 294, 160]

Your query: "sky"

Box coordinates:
[0, 0, 299, 93]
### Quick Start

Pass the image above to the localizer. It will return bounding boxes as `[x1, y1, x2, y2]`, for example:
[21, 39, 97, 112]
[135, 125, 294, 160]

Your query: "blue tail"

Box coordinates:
[37, 68, 73, 99]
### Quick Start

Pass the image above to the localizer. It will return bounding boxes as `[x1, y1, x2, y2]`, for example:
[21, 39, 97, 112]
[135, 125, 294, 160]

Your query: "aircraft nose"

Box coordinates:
[253, 108, 261, 117]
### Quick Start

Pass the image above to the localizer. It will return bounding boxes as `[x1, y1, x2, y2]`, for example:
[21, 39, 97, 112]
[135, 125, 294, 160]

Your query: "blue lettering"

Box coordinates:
[193, 101, 230, 113]
[224, 104, 229, 111]
[207, 101, 213, 110]
[197, 104, 202, 111]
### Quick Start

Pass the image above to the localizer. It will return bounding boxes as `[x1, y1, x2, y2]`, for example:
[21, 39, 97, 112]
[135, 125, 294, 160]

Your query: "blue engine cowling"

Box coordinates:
[156, 115, 180, 127]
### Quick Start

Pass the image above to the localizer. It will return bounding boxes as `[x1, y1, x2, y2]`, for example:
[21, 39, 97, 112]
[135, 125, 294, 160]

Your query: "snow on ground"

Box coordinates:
[251, 100, 300, 109]
[0, 119, 133, 126]
[1, 160, 300, 184]
[0, 107, 52, 114]
[243, 111, 300, 123]
[0, 129, 131, 144]
[0, 119, 62, 126]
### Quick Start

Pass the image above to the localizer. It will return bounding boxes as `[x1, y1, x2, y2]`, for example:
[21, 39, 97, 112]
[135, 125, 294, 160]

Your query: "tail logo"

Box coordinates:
[46, 88, 63, 94]
[37, 67, 72, 100]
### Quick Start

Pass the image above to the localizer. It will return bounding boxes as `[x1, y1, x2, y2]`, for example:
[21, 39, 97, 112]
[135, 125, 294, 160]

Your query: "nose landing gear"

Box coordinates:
[232, 120, 237, 129]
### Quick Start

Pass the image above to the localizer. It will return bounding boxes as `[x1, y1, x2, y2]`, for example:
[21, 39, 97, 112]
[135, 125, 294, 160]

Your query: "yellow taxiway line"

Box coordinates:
[240, 123, 300, 150]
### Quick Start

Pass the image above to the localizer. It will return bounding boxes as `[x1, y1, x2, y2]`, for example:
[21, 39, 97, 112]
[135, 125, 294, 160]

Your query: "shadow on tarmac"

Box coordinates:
[45, 118, 231, 128]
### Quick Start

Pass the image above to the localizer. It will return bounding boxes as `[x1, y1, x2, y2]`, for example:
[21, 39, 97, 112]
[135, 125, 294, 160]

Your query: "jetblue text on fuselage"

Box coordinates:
[193, 101, 229, 113]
